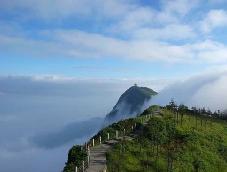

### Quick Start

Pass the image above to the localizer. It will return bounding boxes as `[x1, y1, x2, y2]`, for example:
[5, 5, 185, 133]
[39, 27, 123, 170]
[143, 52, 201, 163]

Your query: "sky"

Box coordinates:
[1, 0, 227, 172]
[1, 0, 227, 79]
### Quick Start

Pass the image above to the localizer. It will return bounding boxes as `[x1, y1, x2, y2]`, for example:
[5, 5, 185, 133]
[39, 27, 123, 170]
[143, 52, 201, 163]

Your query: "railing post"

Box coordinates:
[82, 161, 85, 172]
[92, 138, 95, 147]
[75, 166, 78, 172]
[99, 136, 102, 144]
[87, 145, 90, 155]
[87, 145, 90, 166]
[131, 125, 134, 130]
[87, 155, 90, 164]
[116, 130, 118, 139]
[107, 133, 110, 140]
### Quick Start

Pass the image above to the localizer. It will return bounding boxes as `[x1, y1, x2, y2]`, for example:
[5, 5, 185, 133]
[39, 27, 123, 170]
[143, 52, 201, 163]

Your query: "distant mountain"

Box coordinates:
[104, 85, 157, 124]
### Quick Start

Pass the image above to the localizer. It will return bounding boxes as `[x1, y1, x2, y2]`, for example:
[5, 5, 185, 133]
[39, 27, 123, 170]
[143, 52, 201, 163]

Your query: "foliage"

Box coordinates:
[63, 145, 87, 172]
[91, 118, 138, 144]
[140, 105, 161, 116]
[63, 102, 227, 172]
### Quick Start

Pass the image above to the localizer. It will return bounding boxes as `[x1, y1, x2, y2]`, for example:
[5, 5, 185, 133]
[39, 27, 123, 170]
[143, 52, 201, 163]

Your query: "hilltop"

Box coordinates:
[104, 85, 157, 124]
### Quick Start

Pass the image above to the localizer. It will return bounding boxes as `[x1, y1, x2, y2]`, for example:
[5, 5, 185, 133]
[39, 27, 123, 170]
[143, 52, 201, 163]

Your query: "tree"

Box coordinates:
[192, 107, 198, 129]
[178, 104, 188, 126]
[143, 117, 166, 171]
[167, 99, 178, 124]
[168, 99, 177, 111]
[165, 120, 177, 172]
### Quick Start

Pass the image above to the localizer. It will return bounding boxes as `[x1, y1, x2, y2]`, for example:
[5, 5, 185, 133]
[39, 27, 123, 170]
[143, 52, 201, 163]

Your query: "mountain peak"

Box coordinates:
[104, 85, 157, 124]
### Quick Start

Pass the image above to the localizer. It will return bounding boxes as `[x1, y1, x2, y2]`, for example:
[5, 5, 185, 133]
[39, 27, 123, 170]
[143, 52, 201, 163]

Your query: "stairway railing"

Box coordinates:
[73, 114, 153, 172]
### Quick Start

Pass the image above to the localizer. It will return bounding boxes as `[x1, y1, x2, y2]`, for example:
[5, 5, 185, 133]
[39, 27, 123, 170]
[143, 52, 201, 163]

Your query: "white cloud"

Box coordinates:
[191, 74, 227, 110]
[161, 0, 200, 16]
[150, 70, 227, 111]
[0, 0, 227, 65]
[201, 9, 227, 33]
[0, 0, 201, 63]
[132, 24, 196, 40]
[1, 29, 227, 64]
[191, 40, 227, 63]
[112, 6, 155, 32]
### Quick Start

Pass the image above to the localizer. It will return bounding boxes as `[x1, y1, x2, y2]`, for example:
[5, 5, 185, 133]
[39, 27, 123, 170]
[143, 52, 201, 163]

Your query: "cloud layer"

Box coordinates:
[150, 71, 227, 111]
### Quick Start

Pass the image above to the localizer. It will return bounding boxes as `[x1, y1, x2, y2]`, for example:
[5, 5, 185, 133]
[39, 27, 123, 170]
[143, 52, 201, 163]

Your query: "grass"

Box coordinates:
[106, 108, 227, 172]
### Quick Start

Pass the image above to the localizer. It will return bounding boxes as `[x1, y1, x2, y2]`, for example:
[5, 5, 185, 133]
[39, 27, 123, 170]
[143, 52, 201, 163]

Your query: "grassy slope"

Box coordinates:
[106, 108, 227, 172]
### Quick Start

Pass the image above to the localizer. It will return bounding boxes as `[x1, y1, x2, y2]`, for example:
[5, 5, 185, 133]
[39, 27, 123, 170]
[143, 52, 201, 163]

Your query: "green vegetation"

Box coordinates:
[92, 118, 138, 143]
[140, 105, 161, 116]
[63, 102, 227, 172]
[63, 145, 87, 172]
[107, 104, 227, 172]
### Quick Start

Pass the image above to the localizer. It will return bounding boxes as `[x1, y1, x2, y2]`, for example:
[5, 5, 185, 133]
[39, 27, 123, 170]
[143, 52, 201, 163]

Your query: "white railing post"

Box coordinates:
[85, 142, 87, 149]
[87, 155, 90, 164]
[82, 161, 85, 172]
[131, 125, 133, 130]
[75, 166, 78, 172]
[87, 145, 90, 155]
[107, 133, 110, 140]
[92, 138, 95, 147]
[116, 130, 118, 139]
[99, 136, 102, 144]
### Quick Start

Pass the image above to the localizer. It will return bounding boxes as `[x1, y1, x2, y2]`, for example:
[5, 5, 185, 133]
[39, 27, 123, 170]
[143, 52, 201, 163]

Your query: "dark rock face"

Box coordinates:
[104, 85, 157, 124]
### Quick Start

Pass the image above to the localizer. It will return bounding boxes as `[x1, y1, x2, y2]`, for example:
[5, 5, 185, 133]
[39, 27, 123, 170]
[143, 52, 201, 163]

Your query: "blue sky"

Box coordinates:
[1, 0, 227, 80]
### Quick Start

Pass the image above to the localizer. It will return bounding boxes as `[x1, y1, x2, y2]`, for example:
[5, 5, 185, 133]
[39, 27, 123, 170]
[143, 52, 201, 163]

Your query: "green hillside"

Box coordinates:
[63, 102, 227, 172]
[106, 105, 227, 172]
